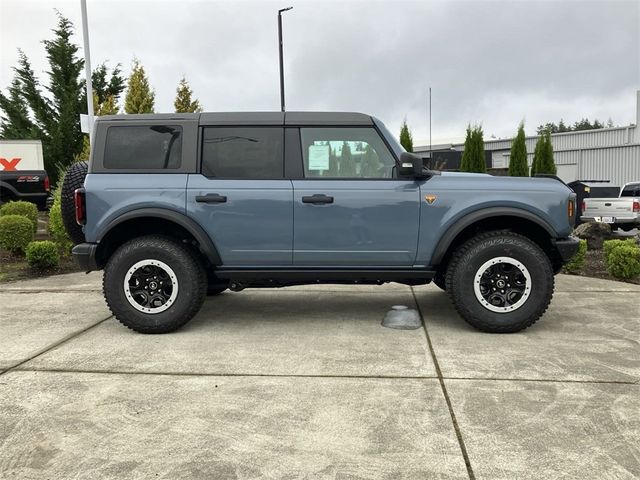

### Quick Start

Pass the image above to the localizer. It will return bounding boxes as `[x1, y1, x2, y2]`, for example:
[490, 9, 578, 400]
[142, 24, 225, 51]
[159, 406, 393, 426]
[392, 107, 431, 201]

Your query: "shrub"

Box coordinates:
[603, 239, 637, 263]
[0, 200, 38, 232]
[605, 243, 640, 280]
[564, 239, 587, 273]
[48, 171, 73, 255]
[25, 240, 60, 269]
[0, 215, 35, 253]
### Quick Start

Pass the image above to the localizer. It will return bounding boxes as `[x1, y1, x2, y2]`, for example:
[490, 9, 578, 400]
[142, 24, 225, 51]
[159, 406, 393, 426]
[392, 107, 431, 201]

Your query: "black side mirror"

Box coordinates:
[399, 152, 428, 178]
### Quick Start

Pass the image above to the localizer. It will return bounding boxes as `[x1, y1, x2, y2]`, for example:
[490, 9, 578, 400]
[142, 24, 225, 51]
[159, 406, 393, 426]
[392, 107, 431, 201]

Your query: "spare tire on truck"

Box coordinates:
[60, 161, 88, 245]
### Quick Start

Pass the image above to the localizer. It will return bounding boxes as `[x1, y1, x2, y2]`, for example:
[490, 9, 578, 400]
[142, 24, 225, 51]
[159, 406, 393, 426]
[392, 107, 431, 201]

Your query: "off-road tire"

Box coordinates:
[445, 231, 554, 333]
[103, 235, 207, 333]
[60, 161, 88, 245]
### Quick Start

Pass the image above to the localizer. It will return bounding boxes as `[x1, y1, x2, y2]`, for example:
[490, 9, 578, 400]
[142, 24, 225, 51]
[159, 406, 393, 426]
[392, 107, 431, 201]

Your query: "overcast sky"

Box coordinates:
[1, 0, 638, 144]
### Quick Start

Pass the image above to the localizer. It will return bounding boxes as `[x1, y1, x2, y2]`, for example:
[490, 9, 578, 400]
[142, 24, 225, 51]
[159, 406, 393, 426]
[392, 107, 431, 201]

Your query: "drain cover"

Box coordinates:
[382, 305, 421, 330]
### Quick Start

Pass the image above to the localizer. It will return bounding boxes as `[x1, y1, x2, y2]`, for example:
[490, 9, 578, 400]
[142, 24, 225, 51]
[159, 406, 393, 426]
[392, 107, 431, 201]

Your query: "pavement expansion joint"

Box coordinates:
[0, 315, 113, 376]
[411, 286, 476, 480]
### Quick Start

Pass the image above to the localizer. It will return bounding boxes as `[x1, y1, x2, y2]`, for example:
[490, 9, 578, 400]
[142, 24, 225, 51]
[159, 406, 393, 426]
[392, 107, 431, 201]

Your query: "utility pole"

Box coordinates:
[80, 0, 94, 144]
[278, 7, 293, 112]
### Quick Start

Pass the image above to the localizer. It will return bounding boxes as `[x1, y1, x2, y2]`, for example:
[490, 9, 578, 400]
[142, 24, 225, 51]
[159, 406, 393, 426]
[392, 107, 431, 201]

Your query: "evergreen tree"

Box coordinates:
[0, 77, 38, 139]
[399, 119, 413, 152]
[538, 130, 557, 174]
[338, 141, 356, 177]
[508, 122, 528, 176]
[460, 125, 473, 172]
[0, 15, 123, 184]
[461, 124, 485, 173]
[530, 134, 544, 176]
[360, 144, 380, 177]
[174, 77, 202, 113]
[473, 126, 486, 173]
[90, 63, 125, 106]
[124, 59, 155, 114]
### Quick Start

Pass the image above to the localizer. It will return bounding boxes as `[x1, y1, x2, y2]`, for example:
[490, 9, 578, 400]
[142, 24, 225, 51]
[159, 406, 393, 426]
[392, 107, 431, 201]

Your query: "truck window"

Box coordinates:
[104, 125, 182, 169]
[201, 127, 284, 179]
[620, 184, 640, 197]
[300, 127, 396, 179]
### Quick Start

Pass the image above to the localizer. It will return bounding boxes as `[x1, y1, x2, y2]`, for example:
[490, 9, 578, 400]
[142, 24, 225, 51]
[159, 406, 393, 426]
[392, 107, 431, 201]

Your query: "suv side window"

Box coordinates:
[201, 127, 284, 179]
[104, 125, 182, 169]
[300, 127, 396, 179]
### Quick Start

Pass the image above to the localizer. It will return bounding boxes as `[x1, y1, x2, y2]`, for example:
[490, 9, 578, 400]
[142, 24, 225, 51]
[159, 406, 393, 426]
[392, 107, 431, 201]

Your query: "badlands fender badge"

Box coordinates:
[424, 194, 437, 205]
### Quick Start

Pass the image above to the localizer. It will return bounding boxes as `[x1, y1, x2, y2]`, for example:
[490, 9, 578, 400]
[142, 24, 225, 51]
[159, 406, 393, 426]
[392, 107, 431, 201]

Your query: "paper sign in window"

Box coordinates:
[308, 145, 330, 170]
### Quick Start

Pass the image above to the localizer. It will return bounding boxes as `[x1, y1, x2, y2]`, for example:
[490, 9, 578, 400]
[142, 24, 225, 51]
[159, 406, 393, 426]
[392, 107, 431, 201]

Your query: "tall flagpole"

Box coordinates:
[80, 0, 94, 144]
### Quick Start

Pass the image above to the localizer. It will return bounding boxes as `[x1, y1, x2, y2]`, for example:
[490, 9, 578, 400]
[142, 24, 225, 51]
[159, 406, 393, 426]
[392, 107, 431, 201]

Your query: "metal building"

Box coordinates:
[415, 90, 640, 187]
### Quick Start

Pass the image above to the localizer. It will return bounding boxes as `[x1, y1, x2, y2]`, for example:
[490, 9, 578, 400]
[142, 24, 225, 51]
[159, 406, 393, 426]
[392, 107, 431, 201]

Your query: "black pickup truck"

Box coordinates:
[0, 140, 51, 210]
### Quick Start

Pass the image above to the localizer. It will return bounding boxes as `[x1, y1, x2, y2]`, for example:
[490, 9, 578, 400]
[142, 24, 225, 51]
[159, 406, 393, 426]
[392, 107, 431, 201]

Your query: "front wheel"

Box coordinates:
[103, 235, 206, 333]
[445, 231, 554, 333]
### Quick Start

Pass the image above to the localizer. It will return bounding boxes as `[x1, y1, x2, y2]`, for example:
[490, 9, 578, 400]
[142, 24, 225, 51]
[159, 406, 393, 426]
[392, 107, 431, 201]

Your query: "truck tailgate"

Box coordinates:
[583, 198, 635, 216]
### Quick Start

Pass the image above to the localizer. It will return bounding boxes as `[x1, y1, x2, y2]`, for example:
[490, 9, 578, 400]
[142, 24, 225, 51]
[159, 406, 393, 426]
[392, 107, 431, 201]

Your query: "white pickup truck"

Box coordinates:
[581, 182, 640, 231]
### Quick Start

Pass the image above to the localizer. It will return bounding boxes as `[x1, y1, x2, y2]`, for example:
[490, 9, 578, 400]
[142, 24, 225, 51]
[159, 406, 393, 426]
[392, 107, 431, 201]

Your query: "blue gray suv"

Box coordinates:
[64, 112, 579, 334]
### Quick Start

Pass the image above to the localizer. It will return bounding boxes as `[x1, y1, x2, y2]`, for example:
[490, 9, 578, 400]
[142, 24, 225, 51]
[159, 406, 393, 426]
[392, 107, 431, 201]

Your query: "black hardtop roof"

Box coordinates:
[97, 111, 374, 126]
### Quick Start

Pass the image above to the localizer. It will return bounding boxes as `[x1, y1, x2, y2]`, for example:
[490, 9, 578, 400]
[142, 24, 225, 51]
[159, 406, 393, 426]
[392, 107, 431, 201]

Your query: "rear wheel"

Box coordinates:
[445, 231, 554, 333]
[103, 235, 206, 333]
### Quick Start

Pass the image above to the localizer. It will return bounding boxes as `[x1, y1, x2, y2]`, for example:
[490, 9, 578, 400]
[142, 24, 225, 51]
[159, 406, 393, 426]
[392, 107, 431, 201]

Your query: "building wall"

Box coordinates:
[416, 91, 640, 187]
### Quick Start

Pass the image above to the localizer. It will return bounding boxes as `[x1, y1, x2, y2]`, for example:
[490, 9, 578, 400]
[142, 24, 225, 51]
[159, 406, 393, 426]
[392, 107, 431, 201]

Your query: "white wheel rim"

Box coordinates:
[473, 256, 532, 313]
[123, 259, 179, 314]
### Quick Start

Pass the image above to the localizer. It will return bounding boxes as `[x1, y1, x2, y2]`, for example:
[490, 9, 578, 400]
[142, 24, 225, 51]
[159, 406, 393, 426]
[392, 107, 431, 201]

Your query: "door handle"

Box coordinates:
[196, 193, 227, 203]
[302, 194, 334, 204]
[604, 203, 612, 206]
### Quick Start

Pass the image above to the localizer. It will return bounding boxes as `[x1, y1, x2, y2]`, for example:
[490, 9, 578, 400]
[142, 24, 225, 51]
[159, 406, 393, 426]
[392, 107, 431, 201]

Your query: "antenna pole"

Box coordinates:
[429, 86, 432, 156]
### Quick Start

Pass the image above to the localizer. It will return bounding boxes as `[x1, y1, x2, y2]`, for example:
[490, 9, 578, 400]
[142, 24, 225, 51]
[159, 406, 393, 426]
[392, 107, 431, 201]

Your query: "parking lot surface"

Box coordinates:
[1, 272, 638, 479]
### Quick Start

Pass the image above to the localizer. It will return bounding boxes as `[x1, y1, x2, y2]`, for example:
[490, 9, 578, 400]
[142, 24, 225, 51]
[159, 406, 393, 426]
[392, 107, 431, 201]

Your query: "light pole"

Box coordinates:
[80, 0, 94, 144]
[278, 7, 292, 112]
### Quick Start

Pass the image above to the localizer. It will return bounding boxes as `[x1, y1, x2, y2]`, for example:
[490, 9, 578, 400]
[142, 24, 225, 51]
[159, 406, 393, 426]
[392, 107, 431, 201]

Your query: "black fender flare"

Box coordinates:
[97, 207, 222, 265]
[430, 207, 556, 266]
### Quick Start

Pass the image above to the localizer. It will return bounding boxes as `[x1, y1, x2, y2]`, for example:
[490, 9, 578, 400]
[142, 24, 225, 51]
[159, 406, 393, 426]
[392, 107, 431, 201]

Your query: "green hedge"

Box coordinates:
[564, 239, 587, 273]
[0, 215, 35, 253]
[0, 200, 38, 233]
[604, 241, 640, 280]
[25, 240, 60, 269]
[603, 239, 637, 263]
[48, 171, 73, 255]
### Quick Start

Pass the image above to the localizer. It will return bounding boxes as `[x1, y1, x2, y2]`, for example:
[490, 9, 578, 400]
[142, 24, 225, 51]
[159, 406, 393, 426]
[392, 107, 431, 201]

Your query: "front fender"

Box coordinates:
[429, 206, 556, 265]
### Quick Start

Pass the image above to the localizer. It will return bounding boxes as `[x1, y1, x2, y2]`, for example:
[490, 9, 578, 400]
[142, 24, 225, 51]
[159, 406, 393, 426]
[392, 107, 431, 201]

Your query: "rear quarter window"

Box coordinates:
[620, 184, 640, 197]
[103, 125, 182, 169]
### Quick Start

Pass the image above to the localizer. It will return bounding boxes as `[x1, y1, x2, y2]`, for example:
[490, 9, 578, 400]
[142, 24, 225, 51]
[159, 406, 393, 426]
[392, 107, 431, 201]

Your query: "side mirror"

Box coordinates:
[399, 152, 428, 178]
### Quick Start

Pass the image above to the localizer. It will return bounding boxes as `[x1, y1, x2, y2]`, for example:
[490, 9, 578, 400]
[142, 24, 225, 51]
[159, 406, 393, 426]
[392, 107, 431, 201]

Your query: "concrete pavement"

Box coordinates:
[0, 272, 638, 479]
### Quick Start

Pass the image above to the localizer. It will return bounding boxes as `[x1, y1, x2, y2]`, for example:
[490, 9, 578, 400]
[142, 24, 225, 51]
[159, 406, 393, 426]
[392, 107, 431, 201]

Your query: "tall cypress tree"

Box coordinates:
[399, 119, 413, 152]
[460, 125, 473, 172]
[538, 130, 557, 174]
[338, 141, 356, 177]
[508, 122, 528, 176]
[174, 77, 202, 113]
[530, 134, 544, 176]
[461, 124, 485, 173]
[124, 59, 155, 114]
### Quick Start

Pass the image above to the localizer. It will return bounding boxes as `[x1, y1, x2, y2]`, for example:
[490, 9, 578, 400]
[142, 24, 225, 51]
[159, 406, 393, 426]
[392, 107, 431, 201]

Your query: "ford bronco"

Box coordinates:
[63, 112, 579, 334]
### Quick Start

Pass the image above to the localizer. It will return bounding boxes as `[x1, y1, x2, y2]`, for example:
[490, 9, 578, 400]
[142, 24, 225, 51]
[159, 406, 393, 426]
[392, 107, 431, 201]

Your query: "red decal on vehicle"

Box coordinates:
[0, 157, 21, 171]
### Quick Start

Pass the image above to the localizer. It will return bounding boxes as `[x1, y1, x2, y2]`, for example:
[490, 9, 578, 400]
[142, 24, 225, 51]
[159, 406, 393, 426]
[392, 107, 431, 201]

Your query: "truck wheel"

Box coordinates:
[60, 161, 88, 245]
[445, 231, 554, 333]
[103, 235, 206, 333]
